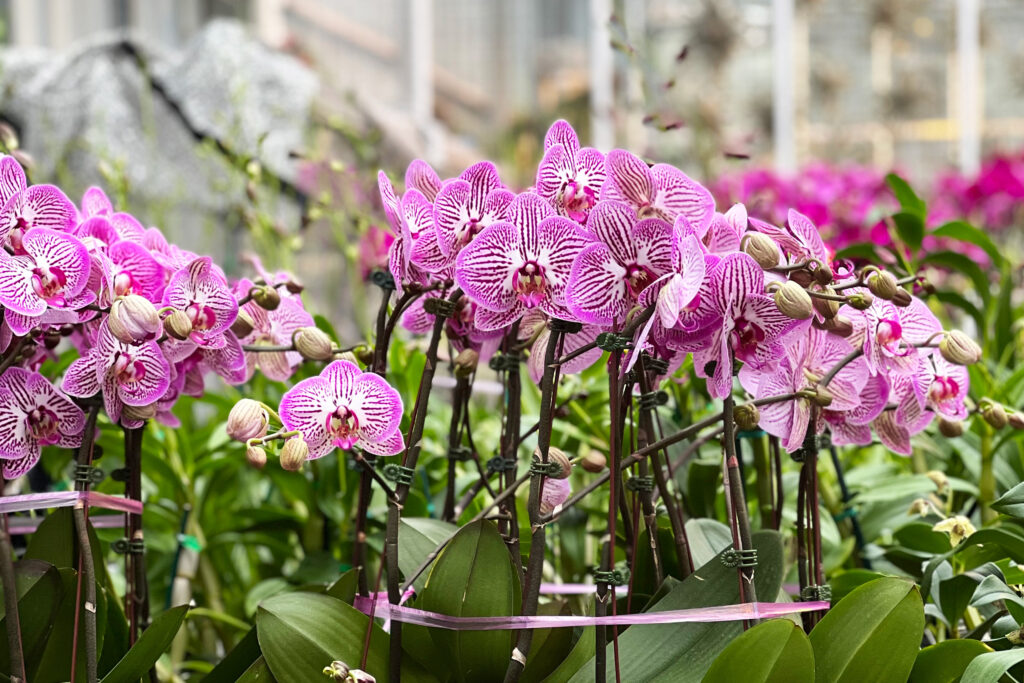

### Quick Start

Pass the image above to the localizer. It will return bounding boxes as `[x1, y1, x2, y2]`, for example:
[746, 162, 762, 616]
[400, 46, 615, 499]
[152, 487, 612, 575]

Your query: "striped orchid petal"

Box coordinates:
[377, 171, 402, 232]
[603, 150, 654, 207]
[106, 240, 165, 300]
[348, 372, 405, 442]
[544, 119, 581, 157]
[536, 216, 589, 316]
[359, 431, 406, 456]
[567, 242, 628, 325]
[462, 161, 503, 216]
[474, 303, 527, 332]
[0, 156, 27, 208]
[76, 216, 120, 253]
[402, 189, 451, 273]
[0, 228, 90, 316]
[873, 410, 912, 456]
[649, 164, 716, 233]
[2, 454, 36, 479]
[279, 375, 334, 457]
[509, 192, 554, 255]
[0, 367, 85, 463]
[588, 200, 637, 260]
[163, 257, 239, 343]
[110, 212, 147, 242]
[96, 323, 171, 406]
[405, 159, 442, 201]
[200, 330, 249, 385]
[455, 221, 522, 313]
[0, 184, 77, 249]
[81, 186, 113, 218]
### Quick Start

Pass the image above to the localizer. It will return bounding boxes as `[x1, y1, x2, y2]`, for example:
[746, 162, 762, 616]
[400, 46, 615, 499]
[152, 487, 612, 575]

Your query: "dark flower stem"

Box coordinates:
[124, 426, 151, 655]
[442, 375, 472, 522]
[70, 403, 101, 683]
[386, 288, 460, 683]
[829, 445, 870, 569]
[504, 325, 564, 683]
[722, 393, 758, 618]
[498, 322, 524, 569]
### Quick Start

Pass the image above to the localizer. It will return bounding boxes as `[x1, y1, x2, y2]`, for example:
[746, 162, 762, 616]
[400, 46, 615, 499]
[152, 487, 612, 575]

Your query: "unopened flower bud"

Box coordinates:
[280, 437, 309, 471]
[846, 291, 873, 311]
[231, 308, 255, 338]
[227, 399, 269, 442]
[42, 328, 62, 350]
[810, 385, 833, 408]
[335, 351, 358, 365]
[454, 349, 479, 378]
[742, 232, 780, 270]
[164, 310, 193, 340]
[734, 403, 761, 431]
[938, 418, 964, 438]
[284, 277, 305, 295]
[926, 470, 949, 492]
[122, 403, 156, 423]
[891, 288, 912, 307]
[323, 661, 374, 683]
[252, 285, 281, 311]
[939, 330, 982, 366]
[246, 445, 268, 469]
[867, 270, 899, 300]
[812, 262, 833, 286]
[824, 315, 854, 337]
[774, 281, 814, 320]
[908, 498, 931, 516]
[1009, 411, 1024, 430]
[810, 284, 839, 319]
[536, 447, 572, 479]
[581, 452, 607, 473]
[109, 294, 161, 344]
[294, 327, 335, 361]
[981, 400, 1008, 429]
[539, 476, 571, 516]
[354, 345, 374, 366]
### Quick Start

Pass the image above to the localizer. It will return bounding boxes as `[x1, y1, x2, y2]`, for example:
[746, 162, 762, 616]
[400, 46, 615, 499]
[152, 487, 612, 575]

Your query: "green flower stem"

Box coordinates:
[980, 424, 997, 524]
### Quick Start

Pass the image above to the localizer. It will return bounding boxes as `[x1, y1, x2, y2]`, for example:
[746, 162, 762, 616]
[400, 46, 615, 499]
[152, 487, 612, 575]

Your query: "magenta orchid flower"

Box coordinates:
[405, 159, 442, 202]
[101, 240, 165, 302]
[0, 157, 77, 252]
[601, 149, 715, 234]
[703, 204, 748, 255]
[872, 374, 930, 456]
[749, 209, 831, 267]
[280, 360, 405, 458]
[535, 120, 605, 223]
[378, 172, 439, 286]
[456, 192, 590, 331]
[402, 291, 504, 363]
[80, 186, 114, 219]
[0, 367, 85, 477]
[0, 227, 91, 318]
[741, 328, 868, 451]
[566, 200, 676, 325]
[235, 278, 314, 382]
[521, 309, 604, 383]
[842, 293, 941, 377]
[162, 256, 239, 348]
[897, 352, 970, 426]
[823, 373, 890, 448]
[433, 161, 514, 257]
[684, 252, 804, 399]
[62, 320, 171, 427]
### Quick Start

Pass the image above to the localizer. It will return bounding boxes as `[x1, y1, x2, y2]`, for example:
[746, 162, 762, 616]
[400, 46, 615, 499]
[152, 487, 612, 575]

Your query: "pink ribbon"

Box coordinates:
[539, 582, 597, 595]
[355, 599, 829, 630]
[0, 491, 143, 515]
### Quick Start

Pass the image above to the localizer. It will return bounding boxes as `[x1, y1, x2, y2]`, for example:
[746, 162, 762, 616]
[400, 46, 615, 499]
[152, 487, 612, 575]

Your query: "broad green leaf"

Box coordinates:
[834, 243, 881, 262]
[937, 574, 978, 628]
[520, 601, 574, 683]
[0, 560, 63, 674]
[931, 220, 1004, 267]
[325, 568, 359, 605]
[994, 264, 1014, 365]
[961, 649, 1024, 683]
[683, 517, 733, 568]
[851, 474, 936, 504]
[703, 619, 813, 683]
[399, 517, 457, 593]
[828, 570, 885, 604]
[236, 656, 278, 682]
[891, 212, 925, 252]
[886, 173, 927, 219]
[542, 618, 594, 683]
[33, 568, 109, 683]
[959, 527, 1024, 567]
[992, 480, 1024, 519]
[418, 519, 521, 683]
[101, 605, 189, 683]
[970, 575, 1024, 624]
[24, 509, 105, 581]
[934, 292, 986, 343]
[256, 592, 435, 683]
[570, 531, 785, 682]
[909, 640, 993, 683]
[809, 578, 923, 683]
[202, 627, 261, 683]
[922, 251, 990, 302]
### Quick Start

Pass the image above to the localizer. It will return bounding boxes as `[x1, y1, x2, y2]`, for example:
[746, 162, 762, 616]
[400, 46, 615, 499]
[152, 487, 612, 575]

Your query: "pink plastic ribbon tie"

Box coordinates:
[354, 599, 829, 630]
[0, 491, 143, 515]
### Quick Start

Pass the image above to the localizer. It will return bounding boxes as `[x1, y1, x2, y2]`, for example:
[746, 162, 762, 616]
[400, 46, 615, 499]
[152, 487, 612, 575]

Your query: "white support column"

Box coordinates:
[956, 0, 981, 176]
[589, 0, 614, 151]
[254, 0, 289, 48]
[772, 0, 796, 173]
[405, 0, 440, 162]
[10, 0, 43, 47]
[624, 0, 648, 152]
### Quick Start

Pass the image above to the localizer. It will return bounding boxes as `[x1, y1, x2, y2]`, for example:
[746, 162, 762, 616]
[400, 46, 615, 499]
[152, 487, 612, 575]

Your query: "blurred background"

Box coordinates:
[0, 0, 1021, 329]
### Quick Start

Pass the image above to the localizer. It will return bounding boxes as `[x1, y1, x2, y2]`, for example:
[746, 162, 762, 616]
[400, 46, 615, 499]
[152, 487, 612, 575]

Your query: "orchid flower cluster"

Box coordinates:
[0, 154, 366, 480]
[373, 120, 985, 464]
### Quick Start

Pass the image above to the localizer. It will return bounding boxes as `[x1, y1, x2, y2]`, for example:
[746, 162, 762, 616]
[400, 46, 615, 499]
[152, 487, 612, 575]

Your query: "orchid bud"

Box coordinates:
[774, 281, 814, 320]
[280, 437, 309, 471]
[1009, 411, 1024, 430]
[539, 476, 571, 516]
[741, 232, 779, 270]
[938, 418, 964, 438]
[454, 349, 479, 378]
[734, 403, 761, 431]
[284, 277, 305, 295]
[846, 291, 873, 311]
[824, 315, 854, 337]
[323, 661, 375, 683]
[231, 308, 255, 338]
[907, 498, 931, 516]
[42, 328, 62, 350]
[810, 284, 839, 319]
[246, 445, 268, 469]
[812, 262, 833, 286]
[253, 285, 281, 311]
[581, 452, 607, 473]
[980, 400, 1008, 429]
[335, 351, 358, 365]
[891, 287, 913, 307]
[121, 403, 156, 422]
[109, 295, 161, 345]
[810, 385, 833, 408]
[227, 399, 269, 442]
[354, 345, 374, 366]
[939, 330, 982, 366]
[537, 447, 572, 479]
[164, 310, 193, 340]
[866, 270, 899, 300]
[926, 470, 949, 492]
[294, 327, 335, 361]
